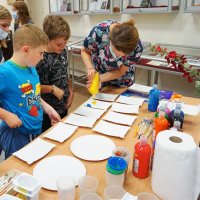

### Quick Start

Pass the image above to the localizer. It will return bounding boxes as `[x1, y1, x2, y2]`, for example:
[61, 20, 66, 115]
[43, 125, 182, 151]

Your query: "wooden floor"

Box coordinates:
[69, 85, 90, 113]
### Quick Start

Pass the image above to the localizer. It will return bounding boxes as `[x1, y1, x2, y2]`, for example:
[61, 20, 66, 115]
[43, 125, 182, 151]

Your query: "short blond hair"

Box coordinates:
[13, 24, 49, 50]
[43, 15, 70, 40]
[110, 19, 139, 55]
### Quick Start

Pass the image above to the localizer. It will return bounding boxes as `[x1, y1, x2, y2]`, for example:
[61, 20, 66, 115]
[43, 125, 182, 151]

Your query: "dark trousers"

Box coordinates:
[42, 110, 68, 133]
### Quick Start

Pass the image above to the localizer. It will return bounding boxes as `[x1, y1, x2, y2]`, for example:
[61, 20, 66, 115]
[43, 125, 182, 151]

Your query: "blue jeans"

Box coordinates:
[0, 124, 30, 159]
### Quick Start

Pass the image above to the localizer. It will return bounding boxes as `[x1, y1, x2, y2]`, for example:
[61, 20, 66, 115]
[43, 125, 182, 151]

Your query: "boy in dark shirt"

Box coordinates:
[36, 15, 73, 132]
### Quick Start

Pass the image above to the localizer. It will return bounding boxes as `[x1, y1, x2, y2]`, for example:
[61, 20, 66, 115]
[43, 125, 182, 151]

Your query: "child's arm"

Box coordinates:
[41, 85, 64, 100]
[41, 99, 61, 125]
[0, 108, 22, 128]
[65, 80, 74, 109]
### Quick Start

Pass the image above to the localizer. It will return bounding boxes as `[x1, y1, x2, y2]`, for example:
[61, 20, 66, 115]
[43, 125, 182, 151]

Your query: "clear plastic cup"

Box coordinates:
[56, 175, 76, 200]
[137, 192, 160, 200]
[104, 185, 126, 200]
[78, 175, 99, 197]
[80, 193, 102, 200]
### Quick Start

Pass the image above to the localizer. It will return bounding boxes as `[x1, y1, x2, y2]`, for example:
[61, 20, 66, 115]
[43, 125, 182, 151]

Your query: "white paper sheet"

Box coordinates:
[128, 83, 152, 94]
[74, 105, 105, 118]
[63, 113, 98, 128]
[13, 138, 56, 165]
[93, 120, 130, 138]
[111, 102, 140, 114]
[83, 98, 112, 110]
[116, 95, 145, 106]
[43, 122, 78, 143]
[103, 111, 137, 126]
[94, 93, 118, 102]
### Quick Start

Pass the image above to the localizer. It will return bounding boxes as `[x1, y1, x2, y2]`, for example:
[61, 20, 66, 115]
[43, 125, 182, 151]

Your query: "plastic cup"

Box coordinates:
[137, 192, 160, 200]
[104, 185, 126, 200]
[56, 175, 76, 200]
[112, 146, 130, 164]
[78, 175, 99, 197]
[80, 193, 102, 200]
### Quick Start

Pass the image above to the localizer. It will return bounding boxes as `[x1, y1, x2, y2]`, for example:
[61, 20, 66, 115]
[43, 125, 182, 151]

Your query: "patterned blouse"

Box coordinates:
[36, 49, 69, 115]
[83, 20, 143, 87]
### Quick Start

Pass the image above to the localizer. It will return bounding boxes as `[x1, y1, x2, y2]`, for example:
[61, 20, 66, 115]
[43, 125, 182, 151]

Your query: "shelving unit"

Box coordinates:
[121, 0, 180, 14]
[49, 0, 180, 15]
[182, 0, 200, 12]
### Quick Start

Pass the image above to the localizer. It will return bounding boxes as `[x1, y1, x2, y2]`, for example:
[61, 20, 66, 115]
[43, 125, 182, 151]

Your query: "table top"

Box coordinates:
[0, 86, 200, 200]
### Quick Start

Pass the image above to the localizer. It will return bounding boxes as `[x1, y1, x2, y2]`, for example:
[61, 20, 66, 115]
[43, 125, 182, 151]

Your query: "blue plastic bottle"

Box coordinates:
[148, 84, 160, 112]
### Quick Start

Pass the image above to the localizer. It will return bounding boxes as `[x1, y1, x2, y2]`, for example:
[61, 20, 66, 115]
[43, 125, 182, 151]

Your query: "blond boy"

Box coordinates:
[0, 24, 61, 159]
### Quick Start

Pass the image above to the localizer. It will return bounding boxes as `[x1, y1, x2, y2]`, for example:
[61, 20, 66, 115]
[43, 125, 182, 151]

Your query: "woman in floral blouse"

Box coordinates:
[81, 19, 143, 88]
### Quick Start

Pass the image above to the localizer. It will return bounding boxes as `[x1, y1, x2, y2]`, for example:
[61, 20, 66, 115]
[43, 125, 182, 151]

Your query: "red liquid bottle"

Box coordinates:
[132, 135, 151, 179]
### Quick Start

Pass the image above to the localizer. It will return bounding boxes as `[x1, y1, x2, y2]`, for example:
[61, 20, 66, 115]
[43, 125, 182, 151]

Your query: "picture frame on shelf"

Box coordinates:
[7, 0, 16, 5]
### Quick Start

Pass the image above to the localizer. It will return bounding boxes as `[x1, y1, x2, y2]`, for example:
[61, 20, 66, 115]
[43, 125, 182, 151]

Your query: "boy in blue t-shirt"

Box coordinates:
[0, 24, 61, 159]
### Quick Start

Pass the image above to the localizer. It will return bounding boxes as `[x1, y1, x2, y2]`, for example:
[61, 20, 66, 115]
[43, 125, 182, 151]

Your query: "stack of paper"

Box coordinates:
[13, 138, 56, 165]
[128, 83, 152, 94]
[93, 120, 130, 138]
[43, 122, 78, 143]
[116, 95, 145, 106]
[74, 105, 105, 118]
[83, 98, 112, 110]
[111, 102, 140, 114]
[103, 111, 137, 126]
[94, 93, 119, 102]
[64, 113, 98, 128]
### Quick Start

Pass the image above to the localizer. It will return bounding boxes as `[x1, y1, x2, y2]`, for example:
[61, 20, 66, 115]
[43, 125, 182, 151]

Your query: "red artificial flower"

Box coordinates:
[168, 51, 177, 59]
[156, 45, 162, 52]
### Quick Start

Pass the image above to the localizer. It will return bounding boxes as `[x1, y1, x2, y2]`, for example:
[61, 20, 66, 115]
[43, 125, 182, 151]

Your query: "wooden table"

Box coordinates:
[0, 87, 200, 200]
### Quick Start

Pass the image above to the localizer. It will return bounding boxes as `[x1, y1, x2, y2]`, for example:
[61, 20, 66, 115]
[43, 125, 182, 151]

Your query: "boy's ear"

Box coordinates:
[21, 46, 30, 53]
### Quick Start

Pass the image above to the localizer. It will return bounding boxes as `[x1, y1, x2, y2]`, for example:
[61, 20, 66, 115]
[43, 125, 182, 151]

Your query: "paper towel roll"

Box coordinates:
[152, 130, 199, 200]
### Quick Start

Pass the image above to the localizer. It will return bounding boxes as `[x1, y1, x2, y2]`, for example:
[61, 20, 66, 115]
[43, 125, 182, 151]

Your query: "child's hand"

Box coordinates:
[65, 89, 74, 109]
[53, 85, 64, 100]
[47, 107, 61, 125]
[5, 112, 22, 128]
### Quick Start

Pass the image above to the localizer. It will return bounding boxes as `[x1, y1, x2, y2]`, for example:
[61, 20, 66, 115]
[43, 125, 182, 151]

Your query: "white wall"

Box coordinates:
[1, 0, 200, 97]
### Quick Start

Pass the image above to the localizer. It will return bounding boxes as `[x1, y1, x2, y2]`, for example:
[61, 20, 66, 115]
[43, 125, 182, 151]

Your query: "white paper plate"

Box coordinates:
[33, 155, 86, 191]
[70, 135, 115, 161]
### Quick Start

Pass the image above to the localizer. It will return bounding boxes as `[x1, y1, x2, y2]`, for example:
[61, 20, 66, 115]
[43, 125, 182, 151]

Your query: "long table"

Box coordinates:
[0, 87, 200, 200]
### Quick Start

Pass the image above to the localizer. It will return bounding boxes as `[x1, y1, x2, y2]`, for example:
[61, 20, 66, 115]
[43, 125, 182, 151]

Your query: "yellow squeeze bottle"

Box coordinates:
[88, 73, 100, 104]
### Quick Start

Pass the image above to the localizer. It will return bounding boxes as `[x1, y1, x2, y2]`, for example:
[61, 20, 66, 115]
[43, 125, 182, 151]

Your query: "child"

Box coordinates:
[36, 15, 73, 132]
[0, 5, 13, 63]
[0, 24, 61, 159]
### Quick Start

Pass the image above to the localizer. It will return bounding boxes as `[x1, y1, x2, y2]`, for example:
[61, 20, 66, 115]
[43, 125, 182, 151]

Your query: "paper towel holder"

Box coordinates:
[169, 136, 182, 143]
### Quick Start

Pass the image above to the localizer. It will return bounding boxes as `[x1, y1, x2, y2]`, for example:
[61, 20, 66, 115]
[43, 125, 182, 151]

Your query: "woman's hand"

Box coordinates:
[52, 85, 64, 100]
[87, 68, 96, 83]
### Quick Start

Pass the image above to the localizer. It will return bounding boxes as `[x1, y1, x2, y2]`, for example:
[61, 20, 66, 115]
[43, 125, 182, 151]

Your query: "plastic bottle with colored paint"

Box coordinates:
[169, 103, 184, 121]
[169, 108, 184, 129]
[132, 135, 151, 179]
[148, 84, 160, 112]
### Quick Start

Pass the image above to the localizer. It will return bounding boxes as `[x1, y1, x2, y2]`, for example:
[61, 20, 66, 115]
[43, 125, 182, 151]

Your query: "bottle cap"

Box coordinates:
[106, 157, 127, 175]
[175, 103, 182, 110]
[152, 84, 158, 89]
[173, 120, 181, 130]
[174, 109, 181, 117]
[140, 135, 147, 145]
[158, 105, 165, 117]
